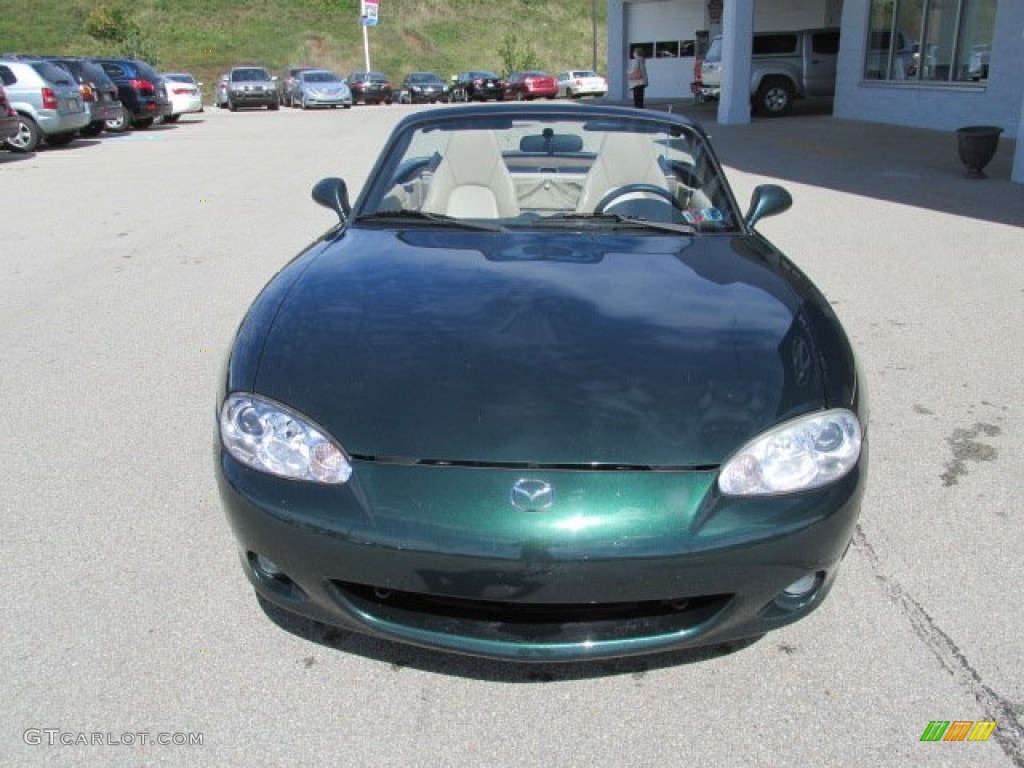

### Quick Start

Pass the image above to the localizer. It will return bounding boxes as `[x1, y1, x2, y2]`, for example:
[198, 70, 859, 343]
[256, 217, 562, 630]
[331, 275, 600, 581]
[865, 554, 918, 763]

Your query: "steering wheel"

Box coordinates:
[593, 184, 684, 214]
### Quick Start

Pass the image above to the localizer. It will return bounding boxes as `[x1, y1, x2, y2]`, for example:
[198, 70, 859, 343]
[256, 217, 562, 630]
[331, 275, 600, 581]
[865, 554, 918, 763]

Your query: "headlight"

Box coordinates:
[219, 393, 352, 484]
[718, 409, 862, 496]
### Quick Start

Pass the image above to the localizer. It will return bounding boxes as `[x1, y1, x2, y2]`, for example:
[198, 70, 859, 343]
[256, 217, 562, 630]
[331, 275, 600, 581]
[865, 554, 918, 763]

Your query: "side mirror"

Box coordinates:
[312, 177, 351, 223]
[744, 184, 792, 228]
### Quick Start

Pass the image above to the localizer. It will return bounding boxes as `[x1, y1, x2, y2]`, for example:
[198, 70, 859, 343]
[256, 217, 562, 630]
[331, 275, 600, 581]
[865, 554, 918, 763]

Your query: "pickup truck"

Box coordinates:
[693, 28, 840, 117]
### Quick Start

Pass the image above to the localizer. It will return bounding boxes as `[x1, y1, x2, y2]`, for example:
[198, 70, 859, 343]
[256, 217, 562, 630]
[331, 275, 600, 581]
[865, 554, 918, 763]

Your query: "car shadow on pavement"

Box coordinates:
[257, 595, 762, 681]
[0, 149, 37, 162]
[648, 99, 1024, 228]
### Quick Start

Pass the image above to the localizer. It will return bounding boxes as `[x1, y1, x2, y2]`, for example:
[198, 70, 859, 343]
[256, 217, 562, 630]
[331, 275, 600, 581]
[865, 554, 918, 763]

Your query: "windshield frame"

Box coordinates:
[350, 105, 745, 236]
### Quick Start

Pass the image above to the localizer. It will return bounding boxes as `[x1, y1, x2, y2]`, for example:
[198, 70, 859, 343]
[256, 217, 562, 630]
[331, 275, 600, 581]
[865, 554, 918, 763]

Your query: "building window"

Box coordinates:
[864, 0, 996, 83]
[655, 41, 680, 57]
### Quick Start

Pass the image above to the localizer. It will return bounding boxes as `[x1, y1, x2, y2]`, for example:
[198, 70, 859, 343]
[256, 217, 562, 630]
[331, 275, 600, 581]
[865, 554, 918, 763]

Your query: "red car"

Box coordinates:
[502, 70, 558, 100]
[0, 84, 19, 146]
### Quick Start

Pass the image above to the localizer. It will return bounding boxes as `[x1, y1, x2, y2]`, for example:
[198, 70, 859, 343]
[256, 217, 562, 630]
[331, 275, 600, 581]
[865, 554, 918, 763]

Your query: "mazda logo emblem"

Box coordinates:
[510, 478, 554, 512]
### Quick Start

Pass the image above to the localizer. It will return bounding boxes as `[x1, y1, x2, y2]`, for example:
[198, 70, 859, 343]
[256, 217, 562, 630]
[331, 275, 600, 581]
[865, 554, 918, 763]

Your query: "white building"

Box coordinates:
[607, 0, 1024, 182]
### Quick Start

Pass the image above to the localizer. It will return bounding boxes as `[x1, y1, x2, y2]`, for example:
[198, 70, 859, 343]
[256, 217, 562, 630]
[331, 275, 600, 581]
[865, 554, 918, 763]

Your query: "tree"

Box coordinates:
[498, 33, 540, 76]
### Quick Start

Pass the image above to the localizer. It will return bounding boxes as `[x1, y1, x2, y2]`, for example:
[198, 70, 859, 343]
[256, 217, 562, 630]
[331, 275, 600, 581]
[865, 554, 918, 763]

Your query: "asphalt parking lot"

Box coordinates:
[2, 103, 1022, 767]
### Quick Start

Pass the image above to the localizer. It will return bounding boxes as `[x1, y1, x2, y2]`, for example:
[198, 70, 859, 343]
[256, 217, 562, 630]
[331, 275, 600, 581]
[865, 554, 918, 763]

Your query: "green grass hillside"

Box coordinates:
[0, 0, 608, 95]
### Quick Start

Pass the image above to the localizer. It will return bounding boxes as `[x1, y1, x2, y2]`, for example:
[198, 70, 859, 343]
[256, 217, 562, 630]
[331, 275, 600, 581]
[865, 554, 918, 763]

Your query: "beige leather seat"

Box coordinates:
[575, 132, 671, 213]
[421, 130, 520, 218]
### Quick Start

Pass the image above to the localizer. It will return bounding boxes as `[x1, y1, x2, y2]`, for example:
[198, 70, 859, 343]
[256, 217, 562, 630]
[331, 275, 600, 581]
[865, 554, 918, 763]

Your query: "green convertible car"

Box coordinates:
[215, 103, 867, 662]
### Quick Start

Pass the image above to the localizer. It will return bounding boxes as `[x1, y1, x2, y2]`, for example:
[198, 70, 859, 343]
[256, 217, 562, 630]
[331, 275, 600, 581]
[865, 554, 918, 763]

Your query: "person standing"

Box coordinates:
[627, 47, 648, 108]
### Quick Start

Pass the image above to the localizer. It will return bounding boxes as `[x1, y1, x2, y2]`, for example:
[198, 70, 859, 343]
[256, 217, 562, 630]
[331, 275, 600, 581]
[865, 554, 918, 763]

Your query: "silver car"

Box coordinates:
[0, 57, 90, 152]
[293, 69, 352, 109]
[224, 66, 279, 111]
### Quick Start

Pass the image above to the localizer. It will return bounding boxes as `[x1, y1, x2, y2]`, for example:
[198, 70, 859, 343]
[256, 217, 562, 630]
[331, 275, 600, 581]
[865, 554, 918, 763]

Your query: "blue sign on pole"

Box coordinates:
[361, 0, 379, 26]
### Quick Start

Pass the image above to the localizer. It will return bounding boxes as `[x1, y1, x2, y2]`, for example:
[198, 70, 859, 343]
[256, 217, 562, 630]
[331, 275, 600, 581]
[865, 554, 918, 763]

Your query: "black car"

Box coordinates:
[345, 71, 393, 105]
[94, 57, 171, 130]
[44, 56, 124, 137]
[451, 70, 505, 102]
[398, 72, 449, 104]
[215, 104, 867, 663]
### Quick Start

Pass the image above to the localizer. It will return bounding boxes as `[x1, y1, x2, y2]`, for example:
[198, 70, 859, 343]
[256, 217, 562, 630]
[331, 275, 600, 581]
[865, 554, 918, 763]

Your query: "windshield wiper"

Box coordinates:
[354, 210, 504, 232]
[536, 212, 695, 235]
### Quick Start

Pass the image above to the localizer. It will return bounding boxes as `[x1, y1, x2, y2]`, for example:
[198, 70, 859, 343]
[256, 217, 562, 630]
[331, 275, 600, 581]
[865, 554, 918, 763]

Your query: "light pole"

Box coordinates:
[592, 0, 597, 72]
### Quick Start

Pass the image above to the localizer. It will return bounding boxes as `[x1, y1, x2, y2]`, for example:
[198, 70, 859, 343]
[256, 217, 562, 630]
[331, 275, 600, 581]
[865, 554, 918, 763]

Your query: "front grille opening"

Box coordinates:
[332, 581, 731, 644]
[349, 454, 719, 472]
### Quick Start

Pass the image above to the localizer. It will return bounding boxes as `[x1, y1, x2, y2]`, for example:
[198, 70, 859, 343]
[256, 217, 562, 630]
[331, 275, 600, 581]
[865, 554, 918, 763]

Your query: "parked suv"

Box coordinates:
[94, 57, 171, 130]
[44, 56, 124, 137]
[0, 57, 90, 151]
[225, 66, 279, 111]
[693, 28, 840, 116]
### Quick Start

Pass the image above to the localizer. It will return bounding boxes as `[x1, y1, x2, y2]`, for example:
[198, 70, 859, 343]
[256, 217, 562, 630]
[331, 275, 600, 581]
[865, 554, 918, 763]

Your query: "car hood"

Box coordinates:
[249, 228, 829, 467]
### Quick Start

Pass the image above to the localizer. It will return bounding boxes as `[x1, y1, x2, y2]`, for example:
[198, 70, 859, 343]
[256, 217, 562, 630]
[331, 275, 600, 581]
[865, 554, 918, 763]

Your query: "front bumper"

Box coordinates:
[471, 87, 504, 101]
[229, 90, 277, 106]
[358, 90, 392, 103]
[217, 451, 865, 662]
[692, 81, 721, 101]
[302, 94, 352, 107]
[408, 90, 446, 103]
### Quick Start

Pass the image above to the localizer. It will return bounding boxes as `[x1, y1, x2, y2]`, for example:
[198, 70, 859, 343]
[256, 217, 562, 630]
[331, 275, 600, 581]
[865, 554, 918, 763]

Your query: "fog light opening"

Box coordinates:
[782, 572, 821, 598]
[251, 552, 289, 582]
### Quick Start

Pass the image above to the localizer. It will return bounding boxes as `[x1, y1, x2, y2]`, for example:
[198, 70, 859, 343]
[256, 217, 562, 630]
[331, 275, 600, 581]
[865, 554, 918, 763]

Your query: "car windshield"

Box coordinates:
[410, 73, 441, 83]
[164, 73, 195, 83]
[704, 38, 723, 63]
[355, 110, 741, 234]
[233, 68, 269, 81]
[304, 71, 341, 83]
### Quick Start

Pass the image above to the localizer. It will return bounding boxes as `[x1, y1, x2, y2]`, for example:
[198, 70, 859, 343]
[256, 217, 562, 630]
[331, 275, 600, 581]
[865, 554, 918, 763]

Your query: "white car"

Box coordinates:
[556, 69, 607, 99]
[161, 72, 203, 122]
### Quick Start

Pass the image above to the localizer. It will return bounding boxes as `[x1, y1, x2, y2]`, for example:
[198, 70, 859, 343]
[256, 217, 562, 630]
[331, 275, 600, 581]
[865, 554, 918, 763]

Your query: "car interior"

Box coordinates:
[378, 123, 726, 229]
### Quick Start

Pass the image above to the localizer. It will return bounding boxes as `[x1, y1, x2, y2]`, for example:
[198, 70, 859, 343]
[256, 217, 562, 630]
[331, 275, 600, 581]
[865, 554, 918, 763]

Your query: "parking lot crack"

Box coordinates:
[853, 525, 1023, 766]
